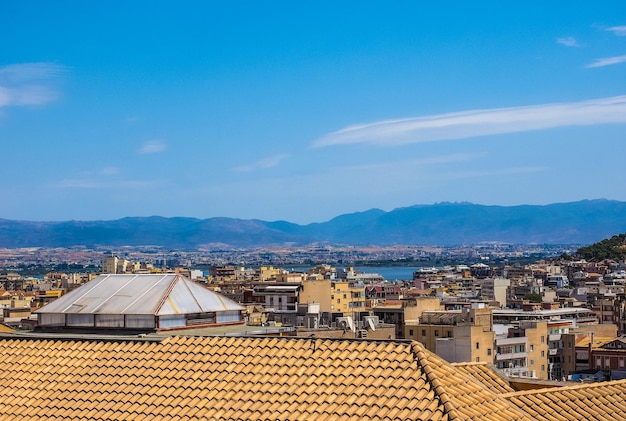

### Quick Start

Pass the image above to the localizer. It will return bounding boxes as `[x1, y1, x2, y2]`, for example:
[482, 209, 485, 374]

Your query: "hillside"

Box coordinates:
[576, 233, 626, 261]
[1, 199, 625, 248]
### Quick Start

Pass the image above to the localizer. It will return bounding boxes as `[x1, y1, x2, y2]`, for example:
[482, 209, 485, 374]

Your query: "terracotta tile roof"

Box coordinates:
[451, 361, 516, 394]
[0, 335, 534, 421]
[503, 379, 626, 420]
[413, 344, 531, 420]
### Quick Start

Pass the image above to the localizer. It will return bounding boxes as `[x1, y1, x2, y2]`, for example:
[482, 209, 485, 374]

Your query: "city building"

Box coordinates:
[35, 273, 244, 331]
[406, 305, 493, 361]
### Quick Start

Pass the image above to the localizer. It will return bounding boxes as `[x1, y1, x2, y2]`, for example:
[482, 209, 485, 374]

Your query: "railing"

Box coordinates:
[496, 337, 528, 346]
[496, 352, 528, 362]
[501, 367, 536, 378]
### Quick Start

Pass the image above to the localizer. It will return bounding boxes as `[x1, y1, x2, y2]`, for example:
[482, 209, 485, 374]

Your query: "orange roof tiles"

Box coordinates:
[451, 361, 516, 394]
[504, 379, 626, 421]
[1, 334, 621, 421]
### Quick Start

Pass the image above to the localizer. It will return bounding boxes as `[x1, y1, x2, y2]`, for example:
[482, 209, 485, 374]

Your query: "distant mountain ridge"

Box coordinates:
[1, 199, 625, 248]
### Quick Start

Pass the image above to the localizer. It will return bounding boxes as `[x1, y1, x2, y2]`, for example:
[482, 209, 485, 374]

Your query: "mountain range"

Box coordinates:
[1, 199, 625, 248]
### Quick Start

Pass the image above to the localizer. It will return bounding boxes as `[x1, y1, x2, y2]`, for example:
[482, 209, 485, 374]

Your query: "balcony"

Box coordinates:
[496, 352, 528, 362]
[548, 334, 562, 342]
[501, 367, 536, 378]
[496, 337, 528, 346]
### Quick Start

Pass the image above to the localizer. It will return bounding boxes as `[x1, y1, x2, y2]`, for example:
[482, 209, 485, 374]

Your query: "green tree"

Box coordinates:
[523, 292, 542, 303]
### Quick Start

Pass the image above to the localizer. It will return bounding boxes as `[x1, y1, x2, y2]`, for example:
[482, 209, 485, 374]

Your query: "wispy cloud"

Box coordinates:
[586, 54, 626, 68]
[312, 95, 626, 148]
[0, 62, 66, 108]
[233, 154, 289, 172]
[138, 140, 167, 154]
[556, 37, 578, 47]
[53, 178, 157, 189]
[606, 26, 626, 36]
[100, 167, 121, 175]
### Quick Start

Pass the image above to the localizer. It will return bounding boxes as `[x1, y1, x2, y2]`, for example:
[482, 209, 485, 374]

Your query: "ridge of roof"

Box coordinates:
[503, 378, 626, 421]
[501, 377, 626, 398]
[450, 361, 515, 394]
[411, 342, 534, 420]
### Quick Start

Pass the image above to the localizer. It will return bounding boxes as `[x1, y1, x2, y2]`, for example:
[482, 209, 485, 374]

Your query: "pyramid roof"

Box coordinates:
[35, 273, 243, 316]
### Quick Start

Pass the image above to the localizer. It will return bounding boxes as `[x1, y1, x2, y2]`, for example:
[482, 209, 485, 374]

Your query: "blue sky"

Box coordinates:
[1, 1, 625, 224]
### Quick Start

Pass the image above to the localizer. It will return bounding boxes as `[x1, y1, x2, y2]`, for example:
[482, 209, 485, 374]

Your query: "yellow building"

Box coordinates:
[258, 266, 283, 282]
[331, 280, 365, 317]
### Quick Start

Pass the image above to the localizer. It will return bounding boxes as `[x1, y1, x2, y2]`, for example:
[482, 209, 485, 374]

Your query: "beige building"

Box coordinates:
[378, 297, 441, 339]
[258, 266, 283, 282]
[102, 255, 118, 274]
[300, 278, 332, 313]
[406, 305, 493, 359]
[495, 321, 549, 380]
[481, 277, 510, 307]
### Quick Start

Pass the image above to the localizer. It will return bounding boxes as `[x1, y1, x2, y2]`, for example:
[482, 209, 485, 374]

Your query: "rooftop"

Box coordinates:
[0, 334, 530, 420]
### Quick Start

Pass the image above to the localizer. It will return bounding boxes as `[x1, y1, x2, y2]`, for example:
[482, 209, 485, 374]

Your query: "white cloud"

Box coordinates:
[100, 167, 121, 175]
[606, 26, 626, 36]
[586, 54, 626, 68]
[233, 154, 289, 172]
[53, 178, 157, 189]
[0, 62, 65, 107]
[556, 37, 578, 47]
[312, 95, 626, 148]
[138, 140, 167, 154]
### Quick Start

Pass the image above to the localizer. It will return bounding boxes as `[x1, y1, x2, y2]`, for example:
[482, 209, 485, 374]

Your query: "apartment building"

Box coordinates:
[405, 305, 492, 358]
[331, 279, 366, 318]
[377, 297, 441, 339]
[495, 321, 549, 380]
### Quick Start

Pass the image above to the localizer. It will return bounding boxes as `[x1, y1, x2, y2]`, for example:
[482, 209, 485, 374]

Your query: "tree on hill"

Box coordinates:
[576, 233, 626, 261]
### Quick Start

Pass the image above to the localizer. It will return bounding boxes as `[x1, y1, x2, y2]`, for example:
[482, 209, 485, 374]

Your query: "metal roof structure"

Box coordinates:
[36, 273, 244, 316]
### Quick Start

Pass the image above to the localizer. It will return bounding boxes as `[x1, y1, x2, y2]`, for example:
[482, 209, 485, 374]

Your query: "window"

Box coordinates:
[487, 348, 492, 356]
[530, 345, 534, 352]
[475, 357, 480, 362]
[541, 336, 545, 343]
[475, 342, 480, 350]
[409, 329, 414, 337]
[541, 364, 545, 372]
[435, 330, 439, 337]
[421, 329, 426, 337]
[541, 350, 545, 357]
[620, 358, 625, 368]
[530, 359, 534, 366]
[447, 331, 452, 338]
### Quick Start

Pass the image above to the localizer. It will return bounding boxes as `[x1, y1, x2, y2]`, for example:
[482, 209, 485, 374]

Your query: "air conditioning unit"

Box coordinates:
[363, 316, 379, 331]
[336, 316, 355, 332]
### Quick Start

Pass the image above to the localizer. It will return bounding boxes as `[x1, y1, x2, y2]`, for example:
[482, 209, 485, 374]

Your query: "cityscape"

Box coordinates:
[2, 237, 626, 419]
[2, 1, 626, 420]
